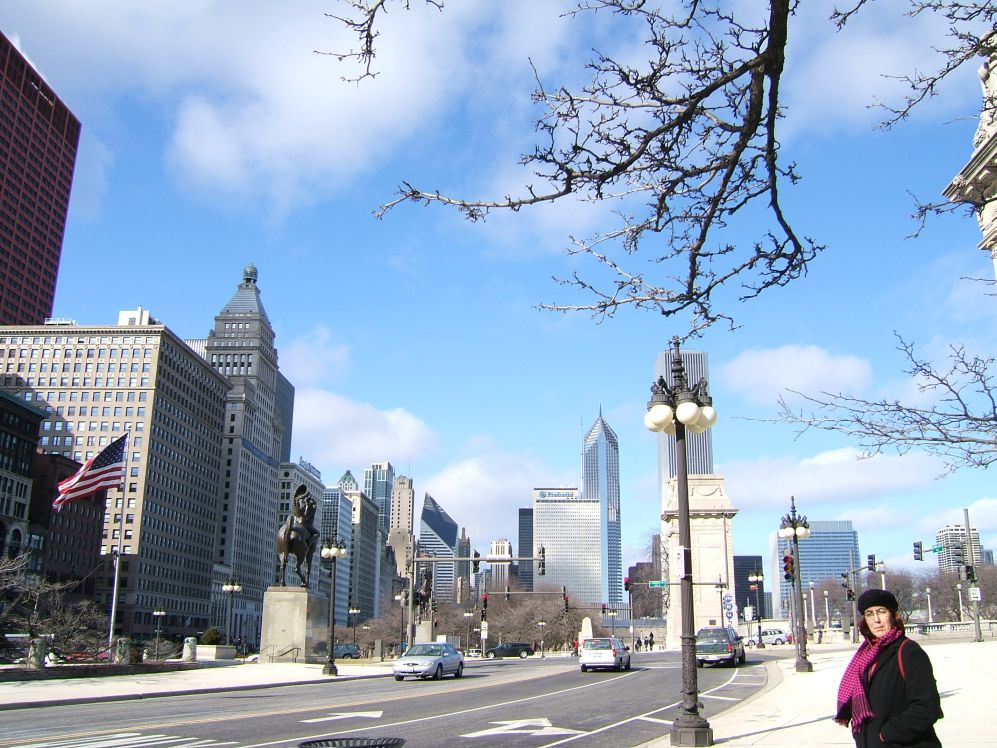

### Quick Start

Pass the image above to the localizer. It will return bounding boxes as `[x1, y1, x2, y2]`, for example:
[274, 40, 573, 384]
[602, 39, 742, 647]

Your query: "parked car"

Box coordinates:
[484, 642, 534, 659]
[333, 643, 361, 659]
[579, 636, 631, 672]
[392, 642, 464, 680]
[465, 647, 482, 658]
[695, 626, 746, 667]
[743, 627, 791, 647]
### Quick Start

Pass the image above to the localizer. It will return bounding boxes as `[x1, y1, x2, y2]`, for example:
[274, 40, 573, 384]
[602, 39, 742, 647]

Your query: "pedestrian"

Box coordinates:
[835, 589, 942, 747]
[634, 637, 641, 653]
[648, 632, 654, 650]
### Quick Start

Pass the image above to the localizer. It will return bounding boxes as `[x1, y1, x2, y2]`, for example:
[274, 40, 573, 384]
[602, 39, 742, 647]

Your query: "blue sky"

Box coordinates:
[5, 1, 997, 583]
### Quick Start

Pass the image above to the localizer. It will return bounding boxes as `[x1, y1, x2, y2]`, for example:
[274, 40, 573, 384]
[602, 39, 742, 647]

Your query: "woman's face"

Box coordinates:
[863, 606, 894, 639]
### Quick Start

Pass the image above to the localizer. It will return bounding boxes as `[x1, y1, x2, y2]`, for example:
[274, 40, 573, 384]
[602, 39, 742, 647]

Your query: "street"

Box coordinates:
[0, 650, 771, 748]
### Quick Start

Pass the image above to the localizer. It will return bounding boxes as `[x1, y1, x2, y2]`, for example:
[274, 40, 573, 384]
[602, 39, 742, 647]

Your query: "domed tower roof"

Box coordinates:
[219, 262, 270, 326]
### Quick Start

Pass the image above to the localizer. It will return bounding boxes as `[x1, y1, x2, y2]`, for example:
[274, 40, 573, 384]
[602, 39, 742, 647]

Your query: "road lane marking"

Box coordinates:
[636, 716, 673, 725]
[461, 718, 583, 738]
[10, 734, 239, 748]
[241, 669, 644, 747]
[300, 710, 383, 724]
[701, 693, 739, 701]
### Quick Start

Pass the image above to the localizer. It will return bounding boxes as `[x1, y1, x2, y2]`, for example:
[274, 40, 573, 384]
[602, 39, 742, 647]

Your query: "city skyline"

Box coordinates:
[3, 5, 997, 578]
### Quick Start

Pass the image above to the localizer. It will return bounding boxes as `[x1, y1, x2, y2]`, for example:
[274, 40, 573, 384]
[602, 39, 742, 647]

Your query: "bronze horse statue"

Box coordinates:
[276, 485, 319, 587]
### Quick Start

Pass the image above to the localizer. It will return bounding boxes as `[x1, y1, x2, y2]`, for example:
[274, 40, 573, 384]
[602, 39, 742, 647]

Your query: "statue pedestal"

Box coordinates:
[260, 586, 328, 663]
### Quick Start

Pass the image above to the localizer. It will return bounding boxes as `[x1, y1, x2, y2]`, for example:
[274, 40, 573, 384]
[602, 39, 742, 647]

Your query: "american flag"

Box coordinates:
[54, 434, 127, 509]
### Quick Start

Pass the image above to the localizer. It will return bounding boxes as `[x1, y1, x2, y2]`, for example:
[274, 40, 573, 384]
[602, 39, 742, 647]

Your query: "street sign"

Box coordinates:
[723, 593, 733, 604]
[969, 586, 982, 602]
[480, 621, 489, 636]
[932, 544, 944, 553]
[648, 580, 667, 589]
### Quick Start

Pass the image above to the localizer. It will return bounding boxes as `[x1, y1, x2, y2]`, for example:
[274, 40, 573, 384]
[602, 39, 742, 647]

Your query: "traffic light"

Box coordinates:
[431, 599, 437, 612]
[601, 603, 607, 615]
[846, 588, 855, 601]
[537, 545, 546, 576]
[472, 550, 480, 574]
[624, 577, 630, 592]
[783, 554, 794, 581]
[505, 586, 510, 602]
[400, 589, 409, 606]
[913, 541, 923, 561]
[867, 554, 876, 572]
[481, 593, 488, 621]
[841, 573, 848, 588]
[480, 608, 486, 622]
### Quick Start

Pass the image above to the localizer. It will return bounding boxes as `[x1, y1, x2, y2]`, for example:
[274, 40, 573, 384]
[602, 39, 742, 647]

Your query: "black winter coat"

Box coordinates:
[854, 635, 942, 748]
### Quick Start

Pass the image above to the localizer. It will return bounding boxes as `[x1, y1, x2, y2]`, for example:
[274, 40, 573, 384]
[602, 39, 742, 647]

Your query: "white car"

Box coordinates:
[579, 637, 631, 672]
[744, 627, 791, 647]
[392, 642, 464, 681]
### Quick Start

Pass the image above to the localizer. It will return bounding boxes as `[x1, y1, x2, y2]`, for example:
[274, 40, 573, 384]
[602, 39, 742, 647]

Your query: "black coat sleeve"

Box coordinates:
[879, 642, 942, 745]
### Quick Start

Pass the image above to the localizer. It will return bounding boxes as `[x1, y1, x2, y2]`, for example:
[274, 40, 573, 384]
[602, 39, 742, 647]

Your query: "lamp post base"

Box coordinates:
[795, 657, 813, 673]
[322, 661, 339, 676]
[671, 717, 714, 746]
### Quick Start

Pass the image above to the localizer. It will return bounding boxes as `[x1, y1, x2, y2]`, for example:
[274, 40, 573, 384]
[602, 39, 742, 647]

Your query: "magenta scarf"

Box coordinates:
[835, 628, 902, 734]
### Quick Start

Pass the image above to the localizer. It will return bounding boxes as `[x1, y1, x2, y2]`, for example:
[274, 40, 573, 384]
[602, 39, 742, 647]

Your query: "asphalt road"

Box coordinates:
[0, 650, 774, 748]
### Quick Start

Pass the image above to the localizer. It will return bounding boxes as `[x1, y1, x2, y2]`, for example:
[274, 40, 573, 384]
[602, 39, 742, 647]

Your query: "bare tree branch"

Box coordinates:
[778, 335, 997, 474]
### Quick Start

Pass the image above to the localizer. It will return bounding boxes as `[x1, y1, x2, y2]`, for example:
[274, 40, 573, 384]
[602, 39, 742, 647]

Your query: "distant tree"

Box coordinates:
[328, 0, 995, 335]
[200, 627, 222, 645]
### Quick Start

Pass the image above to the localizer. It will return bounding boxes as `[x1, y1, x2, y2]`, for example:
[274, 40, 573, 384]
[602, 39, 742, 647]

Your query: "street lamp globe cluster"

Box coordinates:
[644, 336, 717, 747]
[222, 575, 242, 647]
[321, 540, 347, 676]
[778, 496, 813, 673]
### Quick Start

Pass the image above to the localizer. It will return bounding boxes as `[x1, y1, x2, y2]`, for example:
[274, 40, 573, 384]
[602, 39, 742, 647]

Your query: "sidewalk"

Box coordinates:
[643, 638, 997, 746]
[0, 659, 396, 710]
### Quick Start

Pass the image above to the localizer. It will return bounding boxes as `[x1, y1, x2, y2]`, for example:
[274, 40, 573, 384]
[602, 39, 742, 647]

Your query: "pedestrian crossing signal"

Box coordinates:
[783, 554, 794, 581]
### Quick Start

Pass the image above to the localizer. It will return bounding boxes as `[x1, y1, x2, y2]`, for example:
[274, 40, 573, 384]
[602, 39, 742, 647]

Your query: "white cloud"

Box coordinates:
[720, 447, 942, 508]
[291, 389, 437, 469]
[279, 326, 350, 388]
[422, 445, 569, 554]
[720, 345, 872, 408]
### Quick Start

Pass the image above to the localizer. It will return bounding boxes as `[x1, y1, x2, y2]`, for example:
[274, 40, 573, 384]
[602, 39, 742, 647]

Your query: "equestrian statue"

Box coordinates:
[276, 485, 320, 587]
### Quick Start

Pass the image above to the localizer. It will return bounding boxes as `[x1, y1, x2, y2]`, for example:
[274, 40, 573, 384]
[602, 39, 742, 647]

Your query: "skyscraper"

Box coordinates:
[772, 520, 859, 618]
[321, 484, 354, 627]
[0, 32, 81, 326]
[935, 524, 983, 574]
[488, 539, 513, 591]
[364, 461, 395, 535]
[533, 487, 602, 605]
[654, 349, 714, 478]
[1, 316, 229, 640]
[581, 410, 622, 605]
[455, 527, 471, 604]
[518, 507, 534, 592]
[419, 493, 459, 602]
[198, 264, 289, 643]
[387, 474, 415, 578]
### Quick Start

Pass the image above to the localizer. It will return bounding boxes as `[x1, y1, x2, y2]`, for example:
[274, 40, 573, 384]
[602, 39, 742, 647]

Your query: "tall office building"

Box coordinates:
[455, 527, 471, 604]
[0, 388, 45, 564]
[321, 483, 354, 627]
[1, 317, 229, 640]
[935, 524, 983, 573]
[364, 461, 395, 535]
[193, 264, 289, 645]
[771, 520, 859, 618]
[518, 507, 534, 592]
[337, 471, 379, 621]
[274, 372, 295, 462]
[533, 487, 602, 605]
[419, 493, 459, 603]
[488, 539, 513, 591]
[733, 555, 770, 621]
[581, 410, 622, 606]
[386, 474, 415, 578]
[0, 32, 81, 326]
[654, 349, 714, 478]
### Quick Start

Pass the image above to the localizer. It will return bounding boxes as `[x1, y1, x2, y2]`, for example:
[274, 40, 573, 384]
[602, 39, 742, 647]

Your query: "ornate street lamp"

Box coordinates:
[349, 606, 361, 644]
[537, 619, 547, 658]
[221, 575, 242, 647]
[645, 336, 718, 747]
[747, 570, 765, 649]
[607, 608, 618, 636]
[320, 540, 347, 676]
[463, 610, 474, 654]
[778, 496, 813, 673]
[152, 607, 166, 659]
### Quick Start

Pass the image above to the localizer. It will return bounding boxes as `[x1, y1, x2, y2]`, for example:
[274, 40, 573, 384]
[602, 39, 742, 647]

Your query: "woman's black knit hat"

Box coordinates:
[857, 589, 899, 614]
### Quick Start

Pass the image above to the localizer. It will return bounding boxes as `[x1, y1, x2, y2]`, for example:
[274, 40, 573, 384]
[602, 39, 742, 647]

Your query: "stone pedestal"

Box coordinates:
[661, 474, 738, 651]
[414, 620, 435, 645]
[260, 586, 328, 663]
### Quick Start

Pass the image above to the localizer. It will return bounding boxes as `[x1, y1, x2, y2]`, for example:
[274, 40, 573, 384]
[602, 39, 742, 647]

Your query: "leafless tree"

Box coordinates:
[328, 0, 995, 335]
[779, 336, 997, 474]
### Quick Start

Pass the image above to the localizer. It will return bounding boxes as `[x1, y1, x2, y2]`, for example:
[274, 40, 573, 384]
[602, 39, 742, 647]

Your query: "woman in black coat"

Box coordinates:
[835, 589, 943, 747]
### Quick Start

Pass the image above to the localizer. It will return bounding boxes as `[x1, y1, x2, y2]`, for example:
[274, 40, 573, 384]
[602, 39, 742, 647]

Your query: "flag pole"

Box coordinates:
[106, 434, 129, 650]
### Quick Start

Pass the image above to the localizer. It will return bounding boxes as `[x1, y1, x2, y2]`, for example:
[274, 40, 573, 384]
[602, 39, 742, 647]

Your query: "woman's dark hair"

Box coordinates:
[858, 610, 906, 642]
